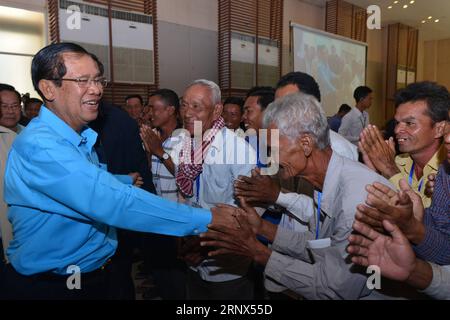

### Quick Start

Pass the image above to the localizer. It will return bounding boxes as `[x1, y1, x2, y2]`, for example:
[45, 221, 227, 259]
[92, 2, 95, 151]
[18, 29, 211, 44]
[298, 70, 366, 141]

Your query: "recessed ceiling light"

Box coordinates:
[428, 16, 433, 19]
[435, 19, 440, 23]
[410, 0, 415, 3]
[403, 4, 408, 8]
[394, 1, 399, 3]
[421, 20, 426, 23]
[388, 5, 393, 9]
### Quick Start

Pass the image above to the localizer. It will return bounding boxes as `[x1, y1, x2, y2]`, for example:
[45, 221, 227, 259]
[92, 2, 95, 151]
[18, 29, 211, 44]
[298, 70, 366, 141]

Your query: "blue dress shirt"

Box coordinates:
[4, 106, 211, 275]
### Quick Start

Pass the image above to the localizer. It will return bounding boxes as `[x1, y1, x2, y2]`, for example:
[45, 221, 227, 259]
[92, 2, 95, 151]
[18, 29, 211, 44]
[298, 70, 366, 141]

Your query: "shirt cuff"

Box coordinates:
[420, 263, 442, 296]
[276, 192, 291, 209]
[190, 207, 212, 234]
[271, 227, 294, 252]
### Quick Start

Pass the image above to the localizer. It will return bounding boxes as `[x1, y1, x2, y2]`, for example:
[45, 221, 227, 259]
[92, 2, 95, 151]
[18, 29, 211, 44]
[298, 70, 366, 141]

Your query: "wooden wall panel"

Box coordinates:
[218, 0, 283, 98]
[385, 23, 418, 119]
[326, 0, 367, 42]
[48, 0, 60, 44]
[48, 0, 159, 106]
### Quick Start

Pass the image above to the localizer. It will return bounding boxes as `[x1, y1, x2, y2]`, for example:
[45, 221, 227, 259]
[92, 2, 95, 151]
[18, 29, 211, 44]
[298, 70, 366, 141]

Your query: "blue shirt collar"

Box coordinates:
[39, 105, 98, 150]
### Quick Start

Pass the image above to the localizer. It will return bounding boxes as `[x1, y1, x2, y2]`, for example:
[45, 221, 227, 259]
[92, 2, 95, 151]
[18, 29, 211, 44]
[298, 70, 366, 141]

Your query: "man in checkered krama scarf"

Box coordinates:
[177, 79, 257, 300]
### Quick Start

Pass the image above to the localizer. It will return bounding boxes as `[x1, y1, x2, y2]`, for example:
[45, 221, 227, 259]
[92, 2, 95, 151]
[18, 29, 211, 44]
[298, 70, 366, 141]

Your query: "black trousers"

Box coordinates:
[2, 262, 114, 300]
[0, 244, 5, 299]
[106, 229, 138, 300]
[143, 233, 187, 300]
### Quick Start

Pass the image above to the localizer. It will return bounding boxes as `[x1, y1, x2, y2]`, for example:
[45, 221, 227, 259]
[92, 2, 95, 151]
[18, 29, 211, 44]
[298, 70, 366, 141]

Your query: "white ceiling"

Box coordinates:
[298, 0, 450, 41]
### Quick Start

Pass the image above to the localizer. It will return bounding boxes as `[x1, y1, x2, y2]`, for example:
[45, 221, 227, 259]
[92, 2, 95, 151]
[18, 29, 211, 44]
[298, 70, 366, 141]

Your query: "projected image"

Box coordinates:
[293, 25, 366, 115]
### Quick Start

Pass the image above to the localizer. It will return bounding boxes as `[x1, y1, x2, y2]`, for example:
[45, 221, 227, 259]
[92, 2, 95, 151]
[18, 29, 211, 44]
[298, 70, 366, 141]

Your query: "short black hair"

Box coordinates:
[395, 81, 450, 124]
[0, 84, 21, 103]
[125, 94, 144, 105]
[0, 83, 16, 91]
[31, 42, 104, 101]
[247, 89, 275, 111]
[338, 103, 352, 114]
[353, 86, 373, 103]
[25, 97, 43, 109]
[223, 96, 244, 113]
[149, 89, 180, 111]
[246, 86, 275, 98]
[276, 72, 321, 102]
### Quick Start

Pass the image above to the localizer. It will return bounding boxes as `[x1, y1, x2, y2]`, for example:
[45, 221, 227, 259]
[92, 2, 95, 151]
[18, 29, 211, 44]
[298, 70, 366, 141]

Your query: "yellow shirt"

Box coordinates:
[389, 145, 446, 208]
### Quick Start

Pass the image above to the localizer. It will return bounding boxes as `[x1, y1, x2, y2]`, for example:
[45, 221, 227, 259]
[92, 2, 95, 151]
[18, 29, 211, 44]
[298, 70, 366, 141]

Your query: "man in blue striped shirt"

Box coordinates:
[1, 43, 235, 300]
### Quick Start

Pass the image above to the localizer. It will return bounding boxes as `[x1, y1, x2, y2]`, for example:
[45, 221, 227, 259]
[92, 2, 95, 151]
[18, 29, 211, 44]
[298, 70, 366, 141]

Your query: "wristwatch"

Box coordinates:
[160, 152, 170, 161]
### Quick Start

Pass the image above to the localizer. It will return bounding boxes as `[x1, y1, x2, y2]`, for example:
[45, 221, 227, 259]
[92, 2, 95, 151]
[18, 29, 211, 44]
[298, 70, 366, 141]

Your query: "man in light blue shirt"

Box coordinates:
[1, 43, 235, 300]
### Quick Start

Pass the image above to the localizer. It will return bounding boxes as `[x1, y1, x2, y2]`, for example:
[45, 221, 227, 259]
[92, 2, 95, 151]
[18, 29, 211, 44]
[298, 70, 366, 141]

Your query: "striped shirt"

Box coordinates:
[151, 133, 184, 202]
[414, 164, 450, 265]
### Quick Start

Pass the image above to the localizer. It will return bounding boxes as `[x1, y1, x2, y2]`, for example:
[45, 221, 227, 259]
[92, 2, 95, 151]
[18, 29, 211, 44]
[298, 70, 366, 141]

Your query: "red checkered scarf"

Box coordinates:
[176, 116, 225, 197]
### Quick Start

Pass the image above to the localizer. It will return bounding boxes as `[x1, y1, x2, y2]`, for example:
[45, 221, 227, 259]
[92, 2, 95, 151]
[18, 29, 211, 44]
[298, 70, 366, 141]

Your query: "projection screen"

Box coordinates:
[291, 22, 367, 116]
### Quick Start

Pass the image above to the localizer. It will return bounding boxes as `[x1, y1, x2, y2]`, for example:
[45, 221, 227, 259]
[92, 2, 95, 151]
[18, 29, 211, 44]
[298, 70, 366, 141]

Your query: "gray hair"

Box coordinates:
[187, 79, 221, 105]
[263, 92, 330, 150]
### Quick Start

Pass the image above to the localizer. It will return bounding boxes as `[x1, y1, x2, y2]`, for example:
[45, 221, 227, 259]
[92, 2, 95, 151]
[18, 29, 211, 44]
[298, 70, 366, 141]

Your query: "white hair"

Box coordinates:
[187, 79, 221, 105]
[263, 92, 330, 149]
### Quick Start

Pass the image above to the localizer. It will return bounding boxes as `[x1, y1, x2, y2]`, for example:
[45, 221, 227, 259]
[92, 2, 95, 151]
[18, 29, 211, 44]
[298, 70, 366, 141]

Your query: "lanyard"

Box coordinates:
[316, 192, 322, 240]
[195, 175, 201, 204]
[409, 162, 424, 192]
[256, 139, 268, 169]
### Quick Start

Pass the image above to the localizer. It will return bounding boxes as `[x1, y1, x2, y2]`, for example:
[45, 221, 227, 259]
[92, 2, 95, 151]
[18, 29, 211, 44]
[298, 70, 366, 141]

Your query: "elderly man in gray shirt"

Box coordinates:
[200, 92, 394, 299]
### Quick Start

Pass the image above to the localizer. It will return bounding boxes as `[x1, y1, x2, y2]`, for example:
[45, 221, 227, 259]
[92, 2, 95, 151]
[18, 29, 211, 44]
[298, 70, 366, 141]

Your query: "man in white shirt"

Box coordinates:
[339, 86, 373, 146]
[177, 79, 257, 300]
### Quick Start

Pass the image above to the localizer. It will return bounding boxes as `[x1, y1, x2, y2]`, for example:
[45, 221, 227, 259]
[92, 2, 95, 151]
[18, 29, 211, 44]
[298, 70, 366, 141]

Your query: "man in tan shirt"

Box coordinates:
[359, 81, 448, 208]
[1, 101, 17, 264]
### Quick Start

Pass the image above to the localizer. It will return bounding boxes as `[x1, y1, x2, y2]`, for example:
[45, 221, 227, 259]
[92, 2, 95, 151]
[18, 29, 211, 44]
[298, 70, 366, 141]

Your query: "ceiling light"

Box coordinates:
[394, 1, 398, 3]
[428, 16, 433, 19]
[435, 19, 440, 23]
[410, 0, 415, 3]
[403, 4, 408, 8]
[388, 5, 393, 9]
[421, 20, 426, 23]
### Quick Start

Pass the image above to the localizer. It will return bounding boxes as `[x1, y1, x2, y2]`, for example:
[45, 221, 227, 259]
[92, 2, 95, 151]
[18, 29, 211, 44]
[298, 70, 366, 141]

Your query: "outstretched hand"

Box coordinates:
[347, 220, 416, 281]
[200, 210, 271, 266]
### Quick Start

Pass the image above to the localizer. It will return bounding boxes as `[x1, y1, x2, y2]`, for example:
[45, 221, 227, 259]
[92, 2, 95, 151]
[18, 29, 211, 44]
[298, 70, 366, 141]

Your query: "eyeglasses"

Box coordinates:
[0, 103, 21, 111]
[52, 77, 108, 88]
